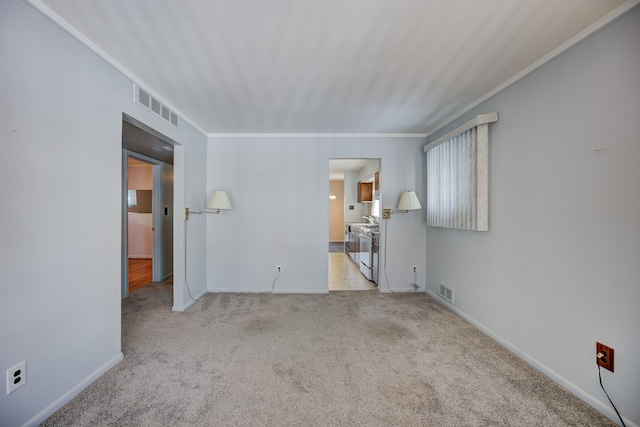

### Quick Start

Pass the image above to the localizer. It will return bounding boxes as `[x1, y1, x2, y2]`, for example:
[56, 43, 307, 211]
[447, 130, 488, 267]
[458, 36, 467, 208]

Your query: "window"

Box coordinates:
[424, 113, 498, 231]
[127, 189, 137, 208]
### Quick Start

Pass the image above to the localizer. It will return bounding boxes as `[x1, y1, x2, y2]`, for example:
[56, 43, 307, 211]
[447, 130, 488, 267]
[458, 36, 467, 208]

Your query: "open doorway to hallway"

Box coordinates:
[127, 157, 154, 292]
[328, 159, 381, 291]
[122, 117, 174, 299]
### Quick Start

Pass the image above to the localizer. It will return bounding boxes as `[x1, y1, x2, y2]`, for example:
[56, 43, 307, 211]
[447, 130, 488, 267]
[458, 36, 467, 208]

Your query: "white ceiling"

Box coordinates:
[31, 0, 632, 135]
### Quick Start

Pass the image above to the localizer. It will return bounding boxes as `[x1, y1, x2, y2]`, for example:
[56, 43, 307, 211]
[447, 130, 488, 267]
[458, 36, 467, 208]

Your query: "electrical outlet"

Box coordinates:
[6, 360, 26, 395]
[596, 342, 614, 372]
[276, 265, 282, 273]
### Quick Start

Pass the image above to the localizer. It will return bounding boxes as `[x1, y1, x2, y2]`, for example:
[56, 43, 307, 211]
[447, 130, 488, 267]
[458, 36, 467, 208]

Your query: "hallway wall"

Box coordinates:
[329, 180, 344, 242]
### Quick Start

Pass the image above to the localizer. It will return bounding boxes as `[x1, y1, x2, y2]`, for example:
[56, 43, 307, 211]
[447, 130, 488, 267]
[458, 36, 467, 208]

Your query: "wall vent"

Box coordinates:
[439, 284, 454, 304]
[135, 84, 179, 128]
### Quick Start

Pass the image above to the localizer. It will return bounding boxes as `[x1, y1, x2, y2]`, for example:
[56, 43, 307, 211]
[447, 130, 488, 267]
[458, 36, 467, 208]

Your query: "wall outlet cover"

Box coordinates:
[6, 360, 26, 395]
[596, 342, 614, 372]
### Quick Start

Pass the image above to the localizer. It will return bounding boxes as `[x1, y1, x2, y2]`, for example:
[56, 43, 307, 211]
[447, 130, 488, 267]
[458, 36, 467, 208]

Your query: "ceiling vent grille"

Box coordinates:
[135, 84, 179, 127]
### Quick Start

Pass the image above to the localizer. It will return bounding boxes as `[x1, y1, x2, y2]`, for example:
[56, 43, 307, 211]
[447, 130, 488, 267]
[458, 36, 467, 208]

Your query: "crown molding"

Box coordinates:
[206, 133, 427, 139]
[25, 0, 209, 138]
[424, 0, 640, 140]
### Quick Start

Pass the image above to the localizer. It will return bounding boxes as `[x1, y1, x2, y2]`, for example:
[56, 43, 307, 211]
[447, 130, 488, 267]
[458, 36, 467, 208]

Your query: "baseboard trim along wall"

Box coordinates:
[208, 288, 330, 295]
[24, 352, 124, 427]
[425, 290, 637, 427]
[172, 288, 208, 312]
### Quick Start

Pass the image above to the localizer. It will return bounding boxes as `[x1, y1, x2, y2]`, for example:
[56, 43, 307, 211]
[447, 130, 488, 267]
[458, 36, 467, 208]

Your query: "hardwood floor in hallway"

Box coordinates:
[129, 258, 152, 293]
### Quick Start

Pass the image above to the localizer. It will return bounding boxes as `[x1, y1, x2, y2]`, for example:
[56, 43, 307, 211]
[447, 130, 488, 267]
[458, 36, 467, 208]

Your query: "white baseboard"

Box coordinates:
[379, 286, 424, 293]
[208, 288, 330, 294]
[24, 352, 124, 427]
[425, 289, 637, 427]
[172, 287, 207, 312]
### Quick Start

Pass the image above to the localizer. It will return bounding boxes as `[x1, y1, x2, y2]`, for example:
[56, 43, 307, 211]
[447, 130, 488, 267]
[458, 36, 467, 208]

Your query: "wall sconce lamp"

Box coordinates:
[182, 190, 232, 301]
[329, 192, 337, 200]
[382, 191, 421, 219]
[184, 190, 232, 220]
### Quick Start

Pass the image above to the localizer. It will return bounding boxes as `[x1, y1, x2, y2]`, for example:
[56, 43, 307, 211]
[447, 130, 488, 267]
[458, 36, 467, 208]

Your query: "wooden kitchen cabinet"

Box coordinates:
[358, 182, 373, 203]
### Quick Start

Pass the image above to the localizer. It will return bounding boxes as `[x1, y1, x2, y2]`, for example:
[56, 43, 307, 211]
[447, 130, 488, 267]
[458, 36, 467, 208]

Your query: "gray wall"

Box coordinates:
[0, 2, 207, 425]
[2, 0, 636, 425]
[206, 137, 426, 293]
[425, 7, 640, 426]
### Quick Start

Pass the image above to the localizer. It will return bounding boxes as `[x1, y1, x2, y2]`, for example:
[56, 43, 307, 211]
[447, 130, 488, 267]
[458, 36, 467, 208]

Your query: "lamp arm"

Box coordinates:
[381, 208, 412, 219]
[184, 207, 222, 220]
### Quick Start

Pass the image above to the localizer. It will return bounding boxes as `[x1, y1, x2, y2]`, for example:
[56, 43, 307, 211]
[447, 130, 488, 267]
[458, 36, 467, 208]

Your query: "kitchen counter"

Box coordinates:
[347, 222, 379, 233]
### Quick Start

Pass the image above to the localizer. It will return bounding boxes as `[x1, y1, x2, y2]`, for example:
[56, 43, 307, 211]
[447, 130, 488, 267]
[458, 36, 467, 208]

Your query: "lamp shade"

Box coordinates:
[207, 191, 232, 210]
[397, 191, 422, 210]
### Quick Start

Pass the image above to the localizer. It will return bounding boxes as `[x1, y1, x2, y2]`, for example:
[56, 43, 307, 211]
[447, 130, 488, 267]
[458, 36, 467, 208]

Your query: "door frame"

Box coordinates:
[121, 150, 164, 298]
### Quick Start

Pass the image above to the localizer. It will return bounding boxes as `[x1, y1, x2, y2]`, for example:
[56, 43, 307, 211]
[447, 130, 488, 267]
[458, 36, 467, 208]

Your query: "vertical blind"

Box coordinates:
[424, 113, 497, 231]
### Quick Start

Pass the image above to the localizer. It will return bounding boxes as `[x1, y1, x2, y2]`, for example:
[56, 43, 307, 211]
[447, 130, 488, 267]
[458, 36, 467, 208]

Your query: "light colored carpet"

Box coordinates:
[42, 281, 614, 426]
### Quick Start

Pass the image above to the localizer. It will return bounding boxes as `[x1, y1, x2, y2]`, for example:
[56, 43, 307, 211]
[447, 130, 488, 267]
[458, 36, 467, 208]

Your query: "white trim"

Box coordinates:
[208, 289, 330, 294]
[207, 133, 428, 138]
[23, 353, 124, 427]
[424, 0, 640, 139]
[124, 151, 165, 283]
[378, 288, 423, 294]
[423, 112, 498, 152]
[425, 290, 637, 427]
[172, 287, 207, 312]
[152, 164, 163, 282]
[172, 145, 186, 310]
[121, 150, 129, 299]
[26, 0, 638, 139]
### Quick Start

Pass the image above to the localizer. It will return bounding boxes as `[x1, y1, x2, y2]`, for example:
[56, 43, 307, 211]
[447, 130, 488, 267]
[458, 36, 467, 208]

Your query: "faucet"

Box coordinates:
[362, 215, 375, 225]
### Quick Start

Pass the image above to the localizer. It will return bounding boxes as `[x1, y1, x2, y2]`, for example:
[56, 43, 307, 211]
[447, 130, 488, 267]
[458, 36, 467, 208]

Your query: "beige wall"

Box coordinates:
[128, 159, 153, 258]
[128, 159, 152, 189]
[328, 180, 344, 242]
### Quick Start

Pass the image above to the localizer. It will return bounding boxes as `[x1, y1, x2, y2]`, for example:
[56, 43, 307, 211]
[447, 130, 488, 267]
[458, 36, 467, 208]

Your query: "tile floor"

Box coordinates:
[328, 252, 377, 291]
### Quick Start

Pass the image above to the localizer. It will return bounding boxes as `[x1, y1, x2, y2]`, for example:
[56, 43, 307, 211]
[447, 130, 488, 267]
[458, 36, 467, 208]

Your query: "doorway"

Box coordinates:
[121, 118, 174, 299]
[126, 157, 154, 292]
[328, 158, 381, 291]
